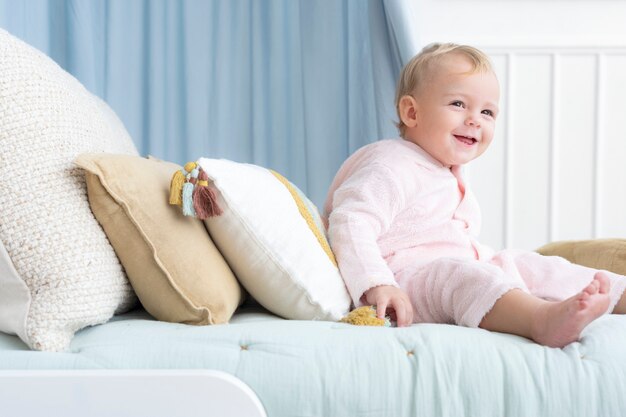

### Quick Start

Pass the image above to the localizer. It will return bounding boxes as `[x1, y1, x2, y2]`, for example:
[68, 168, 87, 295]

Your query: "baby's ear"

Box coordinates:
[398, 95, 418, 128]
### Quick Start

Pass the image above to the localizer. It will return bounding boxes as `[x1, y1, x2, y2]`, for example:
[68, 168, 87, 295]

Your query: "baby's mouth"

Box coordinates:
[454, 135, 477, 145]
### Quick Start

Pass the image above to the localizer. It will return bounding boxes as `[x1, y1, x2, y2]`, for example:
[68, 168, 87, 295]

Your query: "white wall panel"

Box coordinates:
[600, 55, 626, 238]
[508, 55, 551, 250]
[555, 55, 595, 241]
[413, 0, 626, 48]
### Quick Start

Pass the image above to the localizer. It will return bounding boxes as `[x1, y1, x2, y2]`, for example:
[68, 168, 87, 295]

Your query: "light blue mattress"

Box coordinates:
[2, 303, 626, 417]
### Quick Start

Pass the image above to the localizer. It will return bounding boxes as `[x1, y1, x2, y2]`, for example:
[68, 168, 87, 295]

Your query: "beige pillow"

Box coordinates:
[536, 239, 626, 275]
[75, 154, 243, 325]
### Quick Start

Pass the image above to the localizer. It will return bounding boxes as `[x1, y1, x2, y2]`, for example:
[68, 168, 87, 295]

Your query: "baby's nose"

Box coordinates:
[465, 115, 480, 127]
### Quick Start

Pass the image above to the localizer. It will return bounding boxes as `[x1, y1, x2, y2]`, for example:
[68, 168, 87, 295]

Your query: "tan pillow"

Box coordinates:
[536, 239, 626, 275]
[75, 154, 243, 325]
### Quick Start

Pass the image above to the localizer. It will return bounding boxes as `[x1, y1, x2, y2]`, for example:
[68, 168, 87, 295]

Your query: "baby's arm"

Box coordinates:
[363, 285, 413, 327]
[327, 163, 408, 313]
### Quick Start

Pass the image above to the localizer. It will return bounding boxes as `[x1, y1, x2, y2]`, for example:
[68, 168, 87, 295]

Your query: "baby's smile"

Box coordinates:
[453, 134, 478, 146]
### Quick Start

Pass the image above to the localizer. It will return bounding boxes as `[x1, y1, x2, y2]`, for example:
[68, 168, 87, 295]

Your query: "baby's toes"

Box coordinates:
[595, 272, 611, 294]
[583, 282, 598, 296]
[579, 290, 590, 302]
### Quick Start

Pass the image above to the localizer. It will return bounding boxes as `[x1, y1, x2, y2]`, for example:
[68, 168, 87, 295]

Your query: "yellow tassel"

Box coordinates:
[169, 161, 198, 206]
[169, 170, 186, 206]
[340, 306, 390, 327]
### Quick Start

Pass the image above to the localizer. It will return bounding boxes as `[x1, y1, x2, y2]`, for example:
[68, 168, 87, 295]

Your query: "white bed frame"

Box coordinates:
[0, 370, 267, 417]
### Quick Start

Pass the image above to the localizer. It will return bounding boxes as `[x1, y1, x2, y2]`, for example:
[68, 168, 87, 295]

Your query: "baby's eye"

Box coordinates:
[481, 109, 494, 117]
[450, 101, 464, 108]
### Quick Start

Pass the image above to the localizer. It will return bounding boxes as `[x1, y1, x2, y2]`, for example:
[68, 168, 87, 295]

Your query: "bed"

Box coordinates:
[3, 301, 626, 416]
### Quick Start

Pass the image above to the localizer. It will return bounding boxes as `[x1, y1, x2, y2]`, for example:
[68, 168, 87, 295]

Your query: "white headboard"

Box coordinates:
[402, 0, 626, 251]
[468, 46, 626, 251]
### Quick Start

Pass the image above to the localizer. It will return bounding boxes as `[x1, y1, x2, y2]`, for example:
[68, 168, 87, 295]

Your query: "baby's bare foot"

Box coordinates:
[531, 272, 610, 348]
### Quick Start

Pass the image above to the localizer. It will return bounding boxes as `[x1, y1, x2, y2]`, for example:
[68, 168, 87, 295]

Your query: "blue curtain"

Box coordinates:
[0, 0, 416, 207]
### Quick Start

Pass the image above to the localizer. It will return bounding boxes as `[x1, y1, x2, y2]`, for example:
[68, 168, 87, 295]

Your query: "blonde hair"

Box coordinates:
[395, 43, 494, 137]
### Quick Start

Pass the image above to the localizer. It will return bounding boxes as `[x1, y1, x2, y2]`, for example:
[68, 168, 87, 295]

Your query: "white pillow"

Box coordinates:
[0, 29, 137, 351]
[197, 158, 351, 321]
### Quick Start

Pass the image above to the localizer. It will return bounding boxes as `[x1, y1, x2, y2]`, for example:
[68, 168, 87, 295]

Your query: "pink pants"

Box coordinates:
[395, 250, 626, 327]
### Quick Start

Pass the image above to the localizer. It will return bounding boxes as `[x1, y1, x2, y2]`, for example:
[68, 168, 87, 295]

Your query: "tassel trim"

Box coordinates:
[193, 168, 223, 219]
[169, 161, 222, 219]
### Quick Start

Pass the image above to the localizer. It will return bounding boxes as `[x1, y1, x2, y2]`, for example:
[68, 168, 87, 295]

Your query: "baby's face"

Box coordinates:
[406, 54, 500, 167]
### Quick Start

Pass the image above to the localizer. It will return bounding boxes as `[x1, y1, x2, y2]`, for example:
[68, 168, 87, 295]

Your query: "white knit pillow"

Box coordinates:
[0, 29, 138, 351]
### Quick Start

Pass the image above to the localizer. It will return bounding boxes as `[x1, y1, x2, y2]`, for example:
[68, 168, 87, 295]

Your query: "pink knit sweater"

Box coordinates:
[324, 138, 494, 306]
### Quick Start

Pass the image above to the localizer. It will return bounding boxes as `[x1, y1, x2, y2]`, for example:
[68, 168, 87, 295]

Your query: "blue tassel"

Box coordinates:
[182, 173, 196, 217]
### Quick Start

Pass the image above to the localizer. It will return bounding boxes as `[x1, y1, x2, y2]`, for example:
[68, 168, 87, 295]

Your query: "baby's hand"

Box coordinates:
[363, 285, 414, 327]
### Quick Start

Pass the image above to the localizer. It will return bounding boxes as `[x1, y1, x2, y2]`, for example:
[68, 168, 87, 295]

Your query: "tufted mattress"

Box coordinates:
[1, 303, 626, 417]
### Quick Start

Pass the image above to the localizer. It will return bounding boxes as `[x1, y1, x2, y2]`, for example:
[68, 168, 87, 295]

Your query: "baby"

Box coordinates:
[324, 43, 626, 348]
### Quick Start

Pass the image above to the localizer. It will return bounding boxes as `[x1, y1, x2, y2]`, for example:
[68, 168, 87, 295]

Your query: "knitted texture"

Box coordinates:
[0, 29, 138, 351]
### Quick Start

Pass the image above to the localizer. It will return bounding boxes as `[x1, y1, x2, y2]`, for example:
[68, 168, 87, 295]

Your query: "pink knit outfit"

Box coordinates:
[324, 138, 626, 327]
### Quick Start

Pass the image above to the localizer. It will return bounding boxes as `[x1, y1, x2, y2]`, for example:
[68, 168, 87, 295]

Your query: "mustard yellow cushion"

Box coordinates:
[536, 239, 626, 275]
[75, 154, 243, 325]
